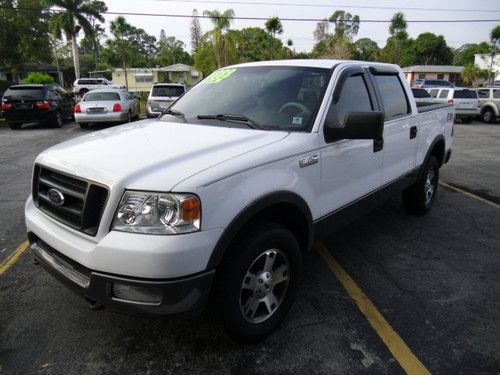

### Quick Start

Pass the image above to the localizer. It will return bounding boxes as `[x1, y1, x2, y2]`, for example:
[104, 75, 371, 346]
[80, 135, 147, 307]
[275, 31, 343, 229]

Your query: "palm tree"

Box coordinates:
[42, 0, 105, 79]
[203, 9, 235, 68]
[265, 17, 283, 59]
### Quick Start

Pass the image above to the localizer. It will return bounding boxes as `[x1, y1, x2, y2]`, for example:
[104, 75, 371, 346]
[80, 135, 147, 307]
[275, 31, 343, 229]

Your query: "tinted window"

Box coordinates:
[78, 79, 89, 84]
[84, 92, 121, 101]
[374, 75, 409, 119]
[414, 80, 423, 86]
[427, 80, 452, 87]
[453, 89, 478, 99]
[326, 75, 373, 128]
[152, 85, 185, 97]
[429, 89, 439, 98]
[412, 88, 431, 98]
[47, 89, 61, 100]
[3, 86, 45, 100]
[494, 90, 500, 99]
[438, 90, 449, 99]
[478, 89, 491, 99]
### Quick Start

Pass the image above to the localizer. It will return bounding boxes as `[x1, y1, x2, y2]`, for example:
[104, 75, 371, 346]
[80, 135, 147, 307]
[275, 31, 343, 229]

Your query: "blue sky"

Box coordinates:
[101, 0, 500, 52]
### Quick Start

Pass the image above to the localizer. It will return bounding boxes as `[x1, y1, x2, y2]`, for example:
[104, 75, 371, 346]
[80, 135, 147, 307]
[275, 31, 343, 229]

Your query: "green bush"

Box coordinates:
[0, 79, 15, 92]
[24, 73, 55, 84]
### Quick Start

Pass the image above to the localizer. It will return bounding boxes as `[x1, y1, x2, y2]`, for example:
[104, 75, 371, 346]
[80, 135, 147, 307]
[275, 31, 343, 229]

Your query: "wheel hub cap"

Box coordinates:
[424, 169, 436, 205]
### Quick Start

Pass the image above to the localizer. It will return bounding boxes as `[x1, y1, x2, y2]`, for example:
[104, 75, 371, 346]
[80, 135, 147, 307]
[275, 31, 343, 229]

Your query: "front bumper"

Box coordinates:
[29, 235, 215, 317]
[5, 110, 54, 124]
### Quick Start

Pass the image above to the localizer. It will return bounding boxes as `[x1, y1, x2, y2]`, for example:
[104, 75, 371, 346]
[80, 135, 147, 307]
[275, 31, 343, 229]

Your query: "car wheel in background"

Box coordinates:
[78, 89, 88, 97]
[215, 221, 302, 343]
[52, 111, 64, 128]
[8, 122, 22, 130]
[482, 108, 495, 123]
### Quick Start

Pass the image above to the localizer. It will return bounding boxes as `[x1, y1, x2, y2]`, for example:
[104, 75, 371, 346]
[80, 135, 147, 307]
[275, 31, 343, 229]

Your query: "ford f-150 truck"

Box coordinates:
[25, 60, 454, 342]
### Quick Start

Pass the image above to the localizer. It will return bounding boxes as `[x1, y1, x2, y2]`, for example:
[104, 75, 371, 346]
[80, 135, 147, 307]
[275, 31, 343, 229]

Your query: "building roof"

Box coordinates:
[402, 65, 464, 73]
[158, 63, 196, 72]
[0, 62, 59, 73]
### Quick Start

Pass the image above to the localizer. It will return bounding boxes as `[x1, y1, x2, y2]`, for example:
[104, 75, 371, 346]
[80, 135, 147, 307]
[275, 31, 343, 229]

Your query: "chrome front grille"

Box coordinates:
[32, 165, 109, 236]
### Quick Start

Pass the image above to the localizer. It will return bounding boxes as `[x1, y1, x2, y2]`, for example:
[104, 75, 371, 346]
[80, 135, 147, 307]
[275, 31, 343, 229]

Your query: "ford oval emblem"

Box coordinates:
[47, 189, 65, 206]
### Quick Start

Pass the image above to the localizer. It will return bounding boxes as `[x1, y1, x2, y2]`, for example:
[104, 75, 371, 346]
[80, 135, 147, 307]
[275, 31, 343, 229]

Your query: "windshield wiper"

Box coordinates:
[196, 114, 264, 130]
[162, 108, 187, 122]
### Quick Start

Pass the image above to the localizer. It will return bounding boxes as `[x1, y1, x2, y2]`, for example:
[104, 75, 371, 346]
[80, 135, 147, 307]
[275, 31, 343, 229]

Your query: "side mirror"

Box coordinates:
[324, 111, 384, 142]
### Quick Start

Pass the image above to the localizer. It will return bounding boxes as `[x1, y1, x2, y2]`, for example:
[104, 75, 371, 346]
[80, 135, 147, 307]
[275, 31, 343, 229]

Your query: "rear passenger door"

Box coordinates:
[369, 71, 416, 184]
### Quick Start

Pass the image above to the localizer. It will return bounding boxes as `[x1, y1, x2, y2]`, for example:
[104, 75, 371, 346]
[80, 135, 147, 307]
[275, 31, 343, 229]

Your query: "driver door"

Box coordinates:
[319, 67, 383, 224]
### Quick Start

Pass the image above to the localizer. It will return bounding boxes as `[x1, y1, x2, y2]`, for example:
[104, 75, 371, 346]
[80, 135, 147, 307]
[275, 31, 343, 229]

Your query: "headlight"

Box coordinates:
[112, 191, 201, 234]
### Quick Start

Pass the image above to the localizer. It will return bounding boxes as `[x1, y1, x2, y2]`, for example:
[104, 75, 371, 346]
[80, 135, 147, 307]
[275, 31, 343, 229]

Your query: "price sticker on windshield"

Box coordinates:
[203, 68, 237, 84]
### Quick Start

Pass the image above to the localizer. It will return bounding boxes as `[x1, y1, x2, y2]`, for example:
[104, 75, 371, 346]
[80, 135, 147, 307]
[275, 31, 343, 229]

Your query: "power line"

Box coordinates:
[142, 0, 500, 13]
[2, 5, 500, 23]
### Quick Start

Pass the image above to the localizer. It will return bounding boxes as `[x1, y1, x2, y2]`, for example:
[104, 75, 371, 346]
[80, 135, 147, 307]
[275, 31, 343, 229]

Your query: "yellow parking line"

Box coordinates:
[316, 242, 431, 375]
[65, 126, 79, 132]
[440, 182, 500, 209]
[0, 241, 30, 277]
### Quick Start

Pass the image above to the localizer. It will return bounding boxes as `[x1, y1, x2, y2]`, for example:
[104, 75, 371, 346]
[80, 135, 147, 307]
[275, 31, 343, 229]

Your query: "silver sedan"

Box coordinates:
[75, 88, 140, 128]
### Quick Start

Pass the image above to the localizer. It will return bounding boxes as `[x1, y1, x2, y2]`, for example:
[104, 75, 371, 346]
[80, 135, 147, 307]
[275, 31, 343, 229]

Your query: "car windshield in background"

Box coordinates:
[412, 88, 431, 98]
[162, 66, 330, 131]
[84, 92, 121, 101]
[4, 87, 45, 100]
[453, 90, 478, 99]
[152, 86, 185, 97]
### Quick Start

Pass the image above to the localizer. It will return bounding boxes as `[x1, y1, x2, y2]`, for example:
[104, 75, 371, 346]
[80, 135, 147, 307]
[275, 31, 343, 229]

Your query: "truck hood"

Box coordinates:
[36, 120, 289, 190]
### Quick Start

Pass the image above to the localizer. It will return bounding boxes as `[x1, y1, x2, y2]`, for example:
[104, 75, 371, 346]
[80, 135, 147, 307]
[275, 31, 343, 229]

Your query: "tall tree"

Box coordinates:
[353, 38, 379, 61]
[265, 17, 283, 59]
[158, 35, 192, 66]
[383, 12, 412, 65]
[202, 9, 235, 68]
[453, 42, 491, 66]
[389, 12, 407, 36]
[488, 25, 500, 83]
[329, 10, 360, 38]
[413, 33, 453, 65]
[42, 0, 105, 79]
[190, 9, 202, 53]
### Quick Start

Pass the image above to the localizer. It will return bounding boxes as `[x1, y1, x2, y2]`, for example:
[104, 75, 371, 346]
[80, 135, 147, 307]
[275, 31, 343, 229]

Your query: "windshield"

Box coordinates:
[453, 89, 478, 99]
[84, 92, 121, 101]
[161, 66, 330, 131]
[152, 85, 185, 97]
[4, 87, 45, 100]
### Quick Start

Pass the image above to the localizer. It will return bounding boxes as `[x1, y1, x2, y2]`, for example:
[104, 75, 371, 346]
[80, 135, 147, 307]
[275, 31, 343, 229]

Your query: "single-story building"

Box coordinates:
[0, 63, 64, 86]
[112, 64, 202, 92]
[402, 65, 463, 86]
[474, 54, 500, 81]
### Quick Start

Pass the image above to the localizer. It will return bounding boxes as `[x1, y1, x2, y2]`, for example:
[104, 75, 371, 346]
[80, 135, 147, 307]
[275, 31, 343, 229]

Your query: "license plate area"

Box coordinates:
[87, 107, 106, 114]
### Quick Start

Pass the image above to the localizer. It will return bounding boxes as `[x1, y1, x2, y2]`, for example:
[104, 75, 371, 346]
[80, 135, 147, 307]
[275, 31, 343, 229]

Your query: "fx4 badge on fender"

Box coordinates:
[299, 155, 319, 168]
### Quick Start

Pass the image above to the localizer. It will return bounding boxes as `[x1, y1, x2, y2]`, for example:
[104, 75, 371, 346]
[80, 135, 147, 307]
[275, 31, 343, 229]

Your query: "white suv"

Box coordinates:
[432, 87, 480, 123]
[73, 78, 123, 96]
[147, 83, 186, 118]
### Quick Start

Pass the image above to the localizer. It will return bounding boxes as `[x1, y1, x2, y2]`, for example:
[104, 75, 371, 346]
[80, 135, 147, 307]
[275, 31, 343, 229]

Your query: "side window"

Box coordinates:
[493, 90, 500, 99]
[326, 74, 373, 129]
[438, 90, 449, 99]
[47, 89, 61, 100]
[374, 75, 410, 120]
[437, 74, 444, 80]
[429, 89, 439, 98]
[478, 89, 490, 99]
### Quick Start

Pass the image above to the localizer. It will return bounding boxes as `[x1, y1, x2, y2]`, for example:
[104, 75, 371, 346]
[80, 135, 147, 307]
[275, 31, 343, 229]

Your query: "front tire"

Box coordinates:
[403, 156, 439, 215]
[216, 221, 302, 343]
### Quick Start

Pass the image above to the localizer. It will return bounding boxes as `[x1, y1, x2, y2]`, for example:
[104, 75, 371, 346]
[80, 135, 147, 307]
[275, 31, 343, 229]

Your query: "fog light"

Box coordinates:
[113, 283, 162, 304]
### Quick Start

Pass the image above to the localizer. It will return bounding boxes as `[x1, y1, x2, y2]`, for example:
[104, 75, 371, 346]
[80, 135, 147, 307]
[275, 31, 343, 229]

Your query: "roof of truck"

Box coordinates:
[231, 59, 400, 70]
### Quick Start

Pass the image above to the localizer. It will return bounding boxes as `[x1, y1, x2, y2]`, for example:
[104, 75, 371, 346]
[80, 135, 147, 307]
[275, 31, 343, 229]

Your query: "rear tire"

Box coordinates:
[215, 221, 302, 343]
[482, 107, 495, 123]
[403, 156, 439, 215]
[8, 122, 22, 130]
[52, 110, 63, 128]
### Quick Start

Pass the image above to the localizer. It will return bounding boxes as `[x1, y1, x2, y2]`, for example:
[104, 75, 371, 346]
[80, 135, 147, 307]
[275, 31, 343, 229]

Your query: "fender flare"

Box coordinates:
[206, 191, 313, 269]
[418, 135, 446, 179]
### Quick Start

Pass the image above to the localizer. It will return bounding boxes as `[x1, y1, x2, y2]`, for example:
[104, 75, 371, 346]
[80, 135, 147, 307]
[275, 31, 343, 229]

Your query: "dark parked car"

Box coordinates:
[1, 84, 75, 129]
[413, 79, 454, 88]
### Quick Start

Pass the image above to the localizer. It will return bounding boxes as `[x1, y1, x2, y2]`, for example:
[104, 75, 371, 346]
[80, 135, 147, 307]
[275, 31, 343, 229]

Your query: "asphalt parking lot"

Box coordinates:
[0, 120, 499, 374]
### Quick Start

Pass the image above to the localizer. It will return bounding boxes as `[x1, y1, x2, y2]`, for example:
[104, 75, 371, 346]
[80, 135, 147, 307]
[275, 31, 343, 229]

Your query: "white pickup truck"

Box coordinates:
[26, 60, 454, 342]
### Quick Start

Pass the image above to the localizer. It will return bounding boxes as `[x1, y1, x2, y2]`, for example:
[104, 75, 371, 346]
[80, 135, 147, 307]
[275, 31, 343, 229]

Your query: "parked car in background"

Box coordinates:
[432, 87, 480, 123]
[73, 78, 123, 96]
[413, 79, 454, 88]
[1, 84, 75, 129]
[75, 88, 139, 129]
[411, 88, 435, 106]
[146, 83, 186, 118]
[476, 87, 500, 123]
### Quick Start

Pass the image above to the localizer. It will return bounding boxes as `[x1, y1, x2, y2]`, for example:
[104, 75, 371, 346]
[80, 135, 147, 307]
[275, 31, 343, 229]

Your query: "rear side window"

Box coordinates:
[78, 79, 89, 85]
[152, 86, 185, 97]
[438, 90, 449, 99]
[412, 88, 431, 98]
[374, 75, 410, 120]
[493, 90, 500, 99]
[453, 89, 478, 99]
[84, 92, 121, 101]
[429, 89, 439, 98]
[3, 86, 45, 100]
[477, 89, 490, 99]
[326, 75, 373, 128]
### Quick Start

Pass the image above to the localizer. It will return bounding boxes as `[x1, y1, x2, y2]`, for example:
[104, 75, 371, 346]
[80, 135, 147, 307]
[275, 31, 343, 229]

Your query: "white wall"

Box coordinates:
[475, 54, 500, 80]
